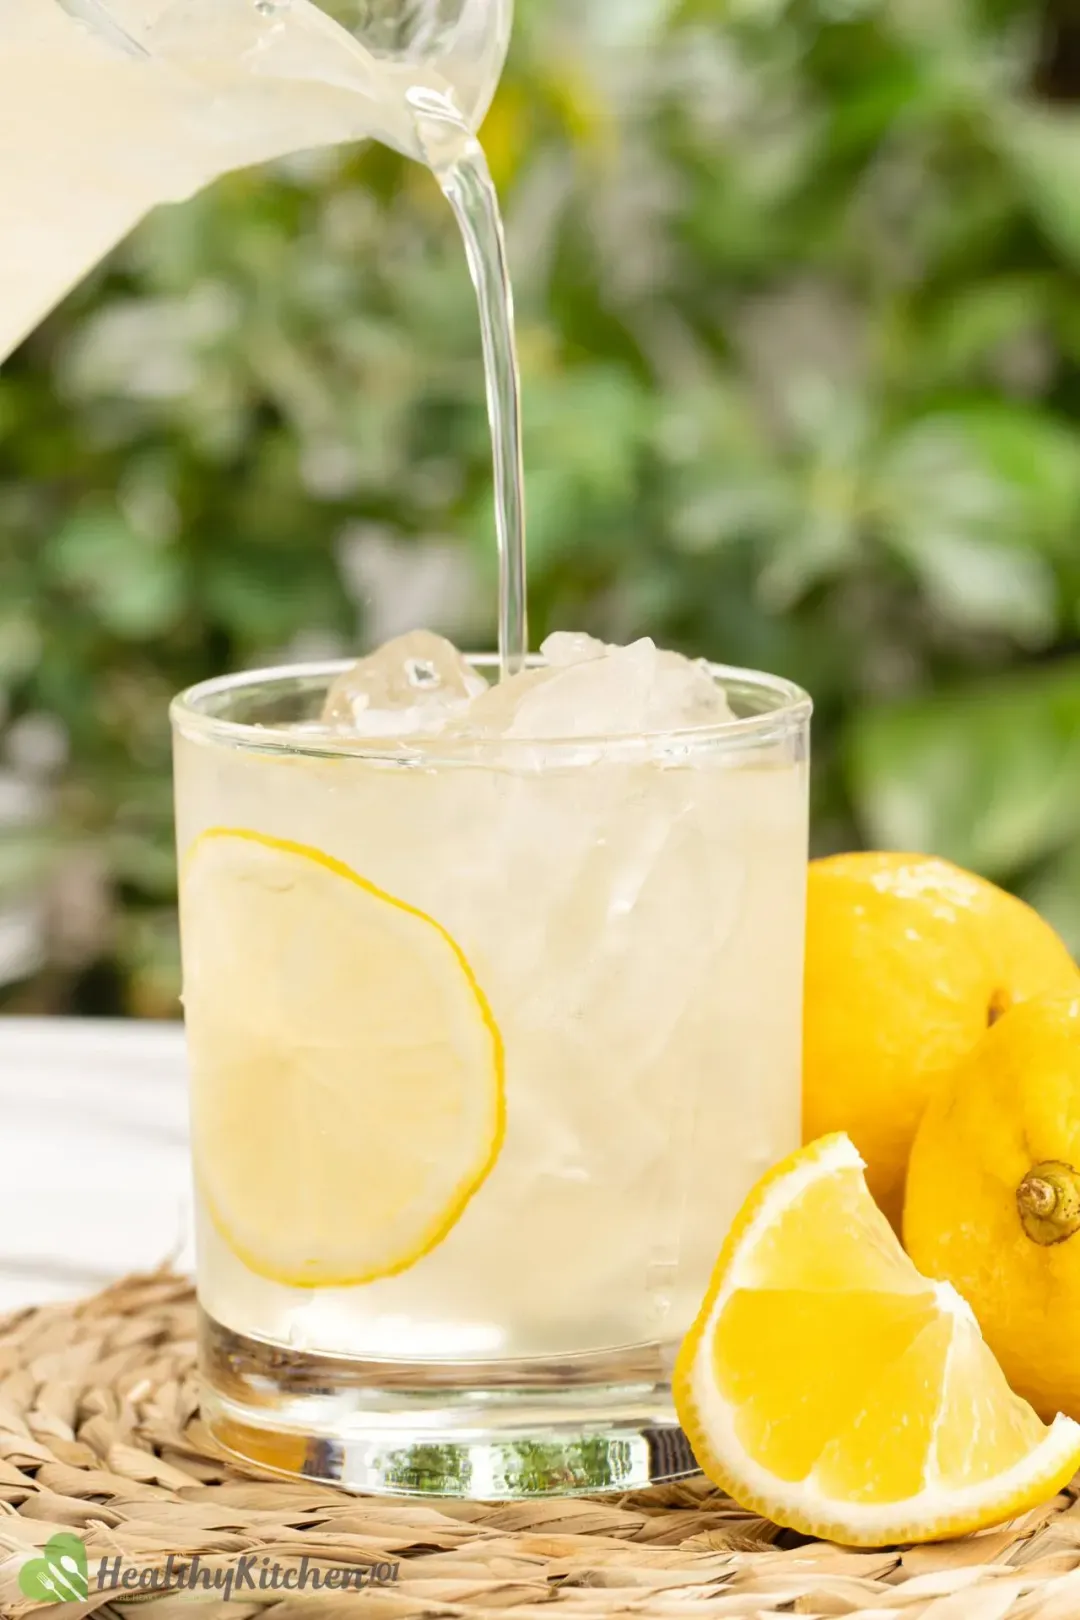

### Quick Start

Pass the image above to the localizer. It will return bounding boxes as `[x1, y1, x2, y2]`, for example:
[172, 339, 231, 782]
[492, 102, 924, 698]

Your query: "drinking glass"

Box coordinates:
[171, 656, 810, 1497]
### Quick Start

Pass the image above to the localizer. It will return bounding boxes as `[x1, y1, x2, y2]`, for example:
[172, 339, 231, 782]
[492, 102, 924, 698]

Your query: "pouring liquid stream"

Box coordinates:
[1, 0, 527, 676]
[453, 145, 529, 678]
[419, 100, 528, 677]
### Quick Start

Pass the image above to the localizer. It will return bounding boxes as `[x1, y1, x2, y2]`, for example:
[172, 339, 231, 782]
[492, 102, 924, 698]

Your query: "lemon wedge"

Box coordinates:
[674, 1134, 1080, 1545]
[181, 828, 504, 1288]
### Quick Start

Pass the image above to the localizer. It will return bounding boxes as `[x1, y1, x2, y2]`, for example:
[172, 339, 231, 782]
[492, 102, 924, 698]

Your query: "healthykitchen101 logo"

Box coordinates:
[15, 1533, 399, 1603]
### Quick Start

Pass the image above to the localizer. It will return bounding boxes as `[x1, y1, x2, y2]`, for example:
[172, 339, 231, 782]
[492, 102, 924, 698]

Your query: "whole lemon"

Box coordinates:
[804, 853, 1078, 1229]
[905, 996, 1080, 1421]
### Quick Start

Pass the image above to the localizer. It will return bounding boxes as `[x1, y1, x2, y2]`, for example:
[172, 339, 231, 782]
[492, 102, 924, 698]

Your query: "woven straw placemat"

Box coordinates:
[0, 1273, 1079, 1619]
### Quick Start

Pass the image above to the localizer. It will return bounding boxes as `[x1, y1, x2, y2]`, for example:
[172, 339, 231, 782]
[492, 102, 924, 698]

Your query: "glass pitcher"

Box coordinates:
[0, 0, 513, 363]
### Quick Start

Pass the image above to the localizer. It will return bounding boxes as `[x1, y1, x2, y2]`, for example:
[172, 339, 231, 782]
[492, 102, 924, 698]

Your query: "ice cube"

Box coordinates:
[539, 631, 609, 668]
[649, 648, 736, 730]
[457, 663, 558, 736]
[463, 636, 735, 741]
[322, 630, 487, 736]
[461, 633, 610, 735]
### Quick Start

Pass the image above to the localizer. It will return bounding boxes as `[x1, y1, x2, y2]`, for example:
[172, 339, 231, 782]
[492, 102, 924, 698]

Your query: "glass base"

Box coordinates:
[200, 1309, 700, 1498]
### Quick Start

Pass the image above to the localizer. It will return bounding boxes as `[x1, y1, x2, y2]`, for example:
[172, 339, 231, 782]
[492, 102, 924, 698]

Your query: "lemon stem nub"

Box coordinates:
[986, 988, 1010, 1026]
[1016, 1162, 1080, 1246]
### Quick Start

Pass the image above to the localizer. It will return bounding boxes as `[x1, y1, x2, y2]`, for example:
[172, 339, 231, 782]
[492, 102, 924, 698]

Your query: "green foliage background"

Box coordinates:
[2, 0, 1080, 1015]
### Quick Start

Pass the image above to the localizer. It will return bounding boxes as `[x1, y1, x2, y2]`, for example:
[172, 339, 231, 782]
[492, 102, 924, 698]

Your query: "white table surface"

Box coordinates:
[0, 1018, 194, 1312]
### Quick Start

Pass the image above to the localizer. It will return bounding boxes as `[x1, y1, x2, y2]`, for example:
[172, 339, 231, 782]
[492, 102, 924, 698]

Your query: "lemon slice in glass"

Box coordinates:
[181, 828, 505, 1288]
[674, 1134, 1080, 1546]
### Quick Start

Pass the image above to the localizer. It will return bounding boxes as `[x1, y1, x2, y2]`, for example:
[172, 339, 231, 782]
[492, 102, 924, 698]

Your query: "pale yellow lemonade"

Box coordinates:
[175, 632, 809, 1369]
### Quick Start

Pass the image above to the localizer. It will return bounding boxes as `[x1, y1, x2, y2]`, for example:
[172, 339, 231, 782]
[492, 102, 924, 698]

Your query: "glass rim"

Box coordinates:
[171, 654, 812, 761]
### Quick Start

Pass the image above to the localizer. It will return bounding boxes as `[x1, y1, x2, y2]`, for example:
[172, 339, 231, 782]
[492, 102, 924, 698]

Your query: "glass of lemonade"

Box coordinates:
[172, 631, 810, 1497]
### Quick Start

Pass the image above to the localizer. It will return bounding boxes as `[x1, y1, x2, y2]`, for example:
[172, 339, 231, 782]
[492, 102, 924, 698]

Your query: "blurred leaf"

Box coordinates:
[523, 367, 653, 500]
[950, 407, 1080, 537]
[916, 276, 1055, 390]
[1000, 106, 1080, 267]
[889, 529, 1058, 643]
[847, 662, 1080, 877]
[876, 406, 1080, 640]
[46, 506, 187, 640]
[202, 547, 347, 648]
